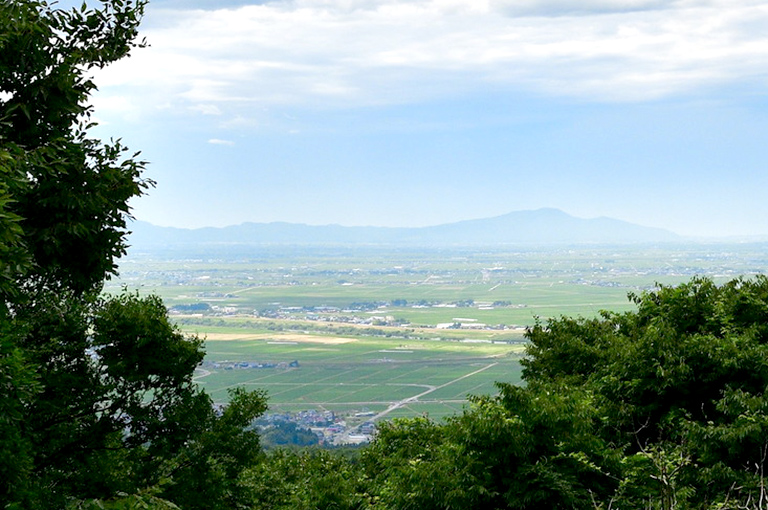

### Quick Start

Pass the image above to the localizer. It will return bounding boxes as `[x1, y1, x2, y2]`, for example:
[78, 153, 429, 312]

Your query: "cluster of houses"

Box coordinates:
[258, 305, 403, 327]
[171, 297, 531, 333]
[202, 360, 300, 370]
[257, 409, 378, 445]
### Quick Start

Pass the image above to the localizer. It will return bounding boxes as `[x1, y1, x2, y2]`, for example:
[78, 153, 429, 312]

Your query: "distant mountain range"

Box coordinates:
[126, 208, 682, 247]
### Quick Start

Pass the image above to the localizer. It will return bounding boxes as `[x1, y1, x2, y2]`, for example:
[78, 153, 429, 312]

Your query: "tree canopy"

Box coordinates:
[0, 0, 151, 297]
[0, 1, 267, 508]
[362, 277, 768, 509]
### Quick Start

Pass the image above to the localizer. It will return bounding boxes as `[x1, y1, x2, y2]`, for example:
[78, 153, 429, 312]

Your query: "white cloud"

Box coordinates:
[490, 0, 672, 16]
[94, 0, 768, 120]
[87, 93, 142, 124]
[189, 104, 223, 115]
[208, 138, 236, 145]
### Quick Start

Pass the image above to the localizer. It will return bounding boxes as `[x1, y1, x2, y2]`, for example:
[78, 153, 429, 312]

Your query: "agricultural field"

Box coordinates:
[194, 330, 524, 420]
[106, 241, 768, 435]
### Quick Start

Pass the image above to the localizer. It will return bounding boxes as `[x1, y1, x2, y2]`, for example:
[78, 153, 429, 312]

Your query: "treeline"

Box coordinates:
[178, 316, 408, 339]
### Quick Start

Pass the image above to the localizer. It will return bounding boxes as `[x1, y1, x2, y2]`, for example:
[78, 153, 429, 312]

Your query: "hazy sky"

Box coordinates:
[85, 0, 768, 237]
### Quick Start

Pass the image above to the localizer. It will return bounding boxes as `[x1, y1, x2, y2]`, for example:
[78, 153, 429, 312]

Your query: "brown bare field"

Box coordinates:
[203, 332, 358, 344]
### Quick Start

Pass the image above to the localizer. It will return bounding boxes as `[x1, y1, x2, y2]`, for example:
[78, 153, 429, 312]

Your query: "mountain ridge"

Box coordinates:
[126, 208, 681, 247]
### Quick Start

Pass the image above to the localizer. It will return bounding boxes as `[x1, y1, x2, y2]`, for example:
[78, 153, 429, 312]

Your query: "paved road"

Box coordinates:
[193, 368, 212, 380]
[367, 362, 499, 423]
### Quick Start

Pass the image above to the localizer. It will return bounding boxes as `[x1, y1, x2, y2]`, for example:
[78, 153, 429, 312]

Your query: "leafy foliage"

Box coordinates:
[0, 2, 268, 508]
[0, 0, 151, 296]
[242, 449, 366, 510]
[359, 276, 768, 509]
[259, 420, 321, 448]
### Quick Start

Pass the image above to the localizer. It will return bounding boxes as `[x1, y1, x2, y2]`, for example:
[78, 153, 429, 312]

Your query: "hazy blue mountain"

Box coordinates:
[126, 208, 681, 248]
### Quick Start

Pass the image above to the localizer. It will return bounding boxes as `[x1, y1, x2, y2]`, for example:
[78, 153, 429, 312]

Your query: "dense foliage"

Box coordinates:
[0, 1, 267, 508]
[361, 277, 768, 509]
[259, 420, 321, 449]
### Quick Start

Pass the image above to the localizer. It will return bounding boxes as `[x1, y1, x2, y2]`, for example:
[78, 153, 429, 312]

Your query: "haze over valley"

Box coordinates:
[112, 225, 768, 444]
[128, 208, 687, 248]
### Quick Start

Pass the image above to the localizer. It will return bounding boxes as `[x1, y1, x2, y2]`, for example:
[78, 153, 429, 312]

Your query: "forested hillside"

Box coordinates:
[3, 2, 768, 509]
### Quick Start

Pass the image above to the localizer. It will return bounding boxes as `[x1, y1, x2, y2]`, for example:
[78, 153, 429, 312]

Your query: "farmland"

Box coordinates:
[106, 241, 768, 439]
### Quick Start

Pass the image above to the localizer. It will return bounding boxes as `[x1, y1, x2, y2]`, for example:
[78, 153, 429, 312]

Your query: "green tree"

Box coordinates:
[0, 1, 268, 508]
[361, 276, 768, 509]
[243, 449, 366, 510]
[363, 388, 619, 510]
[0, 318, 38, 504]
[260, 420, 321, 448]
[0, 0, 151, 296]
[523, 276, 768, 508]
[162, 387, 268, 510]
[362, 417, 463, 510]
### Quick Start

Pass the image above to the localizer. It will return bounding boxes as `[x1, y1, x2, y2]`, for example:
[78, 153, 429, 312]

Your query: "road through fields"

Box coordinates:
[366, 362, 499, 423]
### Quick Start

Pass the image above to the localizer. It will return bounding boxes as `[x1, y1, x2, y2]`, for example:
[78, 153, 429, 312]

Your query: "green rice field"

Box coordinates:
[190, 327, 524, 420]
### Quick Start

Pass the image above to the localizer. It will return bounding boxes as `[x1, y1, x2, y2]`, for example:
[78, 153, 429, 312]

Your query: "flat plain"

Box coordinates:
[107, 242, 768, 422]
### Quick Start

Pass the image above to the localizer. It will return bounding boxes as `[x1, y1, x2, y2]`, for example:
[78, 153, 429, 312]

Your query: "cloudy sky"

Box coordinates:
[85, 0, 768, 237]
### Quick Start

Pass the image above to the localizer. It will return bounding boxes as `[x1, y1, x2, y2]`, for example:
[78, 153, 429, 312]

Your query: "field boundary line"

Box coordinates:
[367, 362, 498, 423]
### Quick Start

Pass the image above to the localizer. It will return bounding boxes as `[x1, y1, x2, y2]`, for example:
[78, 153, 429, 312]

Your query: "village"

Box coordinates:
[172, 299, 527, 332]
[256, 409, 378, 446]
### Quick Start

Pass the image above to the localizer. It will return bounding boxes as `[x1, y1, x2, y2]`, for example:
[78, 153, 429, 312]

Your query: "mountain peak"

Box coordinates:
[128, 209, 680, 247]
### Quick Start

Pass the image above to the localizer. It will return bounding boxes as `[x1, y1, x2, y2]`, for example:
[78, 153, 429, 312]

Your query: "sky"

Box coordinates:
[79, 0, 768, 237]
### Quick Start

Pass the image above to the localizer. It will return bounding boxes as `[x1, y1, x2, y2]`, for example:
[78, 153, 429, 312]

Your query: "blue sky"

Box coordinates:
[84, 0, 768, 237]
